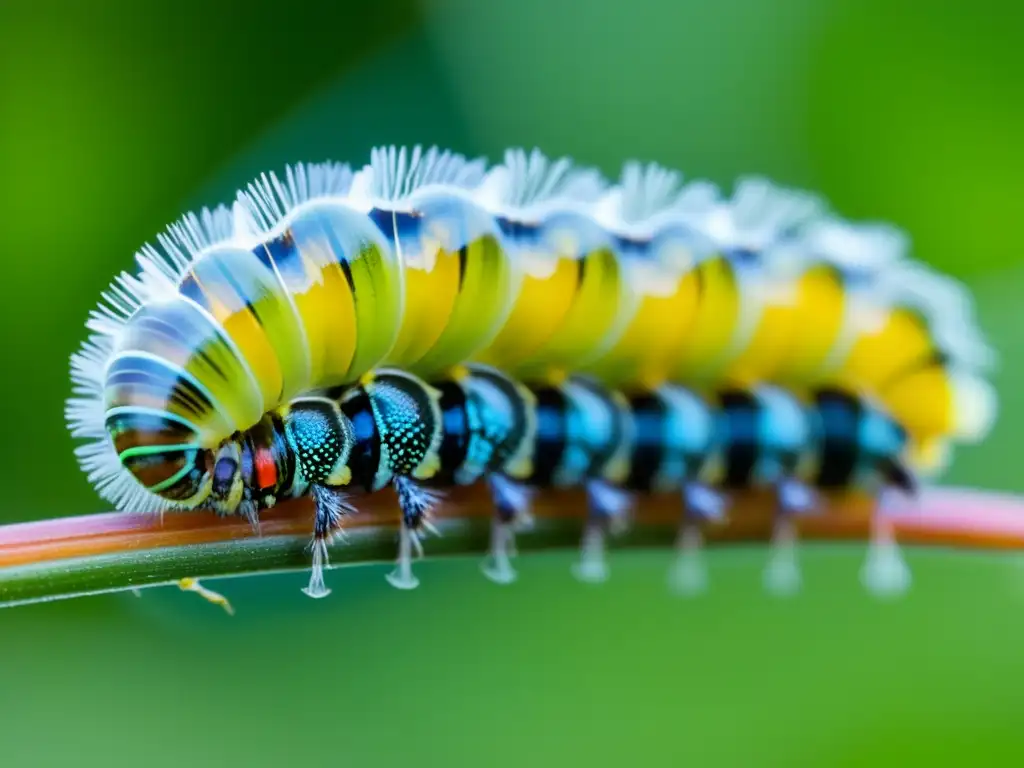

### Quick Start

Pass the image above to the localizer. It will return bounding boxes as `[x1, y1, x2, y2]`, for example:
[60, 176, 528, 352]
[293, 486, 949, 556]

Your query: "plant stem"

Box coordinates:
[1, 486, 1022, 609]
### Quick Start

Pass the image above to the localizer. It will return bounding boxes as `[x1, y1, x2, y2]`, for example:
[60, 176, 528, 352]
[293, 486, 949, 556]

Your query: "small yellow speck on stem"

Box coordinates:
[178, 577, 235, 615]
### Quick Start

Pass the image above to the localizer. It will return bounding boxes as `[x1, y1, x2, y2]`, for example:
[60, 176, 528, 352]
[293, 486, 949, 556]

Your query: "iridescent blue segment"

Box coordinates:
[625, 385, 717, 493]
[814, 389, 908, 490]
[716, 386, 813, 489]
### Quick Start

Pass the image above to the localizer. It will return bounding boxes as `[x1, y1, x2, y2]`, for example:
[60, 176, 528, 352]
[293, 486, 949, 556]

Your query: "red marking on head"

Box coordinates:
[255, 448, 278, 491]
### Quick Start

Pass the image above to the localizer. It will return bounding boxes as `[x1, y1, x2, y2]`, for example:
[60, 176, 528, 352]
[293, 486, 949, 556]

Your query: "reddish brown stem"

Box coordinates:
[0, 485, 1021, 608]
[2, 486, 1023, 569]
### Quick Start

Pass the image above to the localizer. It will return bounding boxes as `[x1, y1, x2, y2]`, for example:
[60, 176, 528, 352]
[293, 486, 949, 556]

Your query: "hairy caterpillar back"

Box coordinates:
[69, 164, 403, 512]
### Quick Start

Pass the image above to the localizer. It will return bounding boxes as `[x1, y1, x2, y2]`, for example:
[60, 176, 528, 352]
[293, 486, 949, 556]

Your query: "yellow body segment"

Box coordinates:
[833, 306, 965, 469]
[185, 247, 310, 408]
[476, 251, 579, 370]
[387, 246, 461, 368]
[413, 234, 512, 376]
[287, 202, 403, 388]
[340, 241, 404, 382]
[587, 266, 701, 390]
[770, 266, 847, 385]
[881, 365, 958, 440]
[668, 256, 743, 384]
[377, 195, 517, 379]
[288, 249, 359, 387]
[509, 246, 629, 381]
[838, 308, 934, 389]
[726, 265, 847, 387]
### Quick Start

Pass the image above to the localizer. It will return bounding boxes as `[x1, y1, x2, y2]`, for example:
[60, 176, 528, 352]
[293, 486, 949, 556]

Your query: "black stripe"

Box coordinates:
[625, 392, 665, 492]
[429, 380, 470, 487]
[186, 255, 274, 340]
[495, 216, 536, 243]
[457, 244, 469, 292]
[576, 249, 588, 288]
[718, 389, 758, 489]
[214, 250, 270, 330]
[527, 386, 567, 488]
[330, 208, 392, 298]
[258, 229, 307, 287]
[317, 212, 361, 293]
[269, 411, 295, 495]
[340, 390, 381, 492]
[338, 256, 356, 293]
[814, 389, 862, 489]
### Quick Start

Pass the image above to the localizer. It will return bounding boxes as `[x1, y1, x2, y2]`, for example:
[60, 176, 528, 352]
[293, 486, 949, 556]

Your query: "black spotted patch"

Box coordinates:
[365, 371, 442, 477]
[284, 399, 349, 484]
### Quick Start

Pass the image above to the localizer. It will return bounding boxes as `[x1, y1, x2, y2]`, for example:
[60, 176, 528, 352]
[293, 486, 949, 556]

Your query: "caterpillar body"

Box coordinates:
[66, 145, 996, 600]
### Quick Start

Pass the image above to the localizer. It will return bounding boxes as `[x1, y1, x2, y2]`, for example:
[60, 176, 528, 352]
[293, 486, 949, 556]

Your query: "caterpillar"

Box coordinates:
[66, 145, 996, 601]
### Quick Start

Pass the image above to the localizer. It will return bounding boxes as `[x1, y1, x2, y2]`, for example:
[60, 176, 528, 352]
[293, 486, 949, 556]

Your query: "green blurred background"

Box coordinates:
[2, 0, 1023, 764]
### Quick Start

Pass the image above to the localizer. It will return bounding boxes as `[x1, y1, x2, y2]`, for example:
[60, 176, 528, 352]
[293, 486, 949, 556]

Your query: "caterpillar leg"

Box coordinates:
[669, 482, 727, 596]
[386, 476, 443, 591]
[860, 515, 911, 597]
[239, 498, 262, 536]
[763, 477, 817, 596]
[481, 474, 534, 585]
[303, 484, 356, 599]
[178, 578, 235, 616]
[860, 468, 916, 597]
[572, 479, 634, 584]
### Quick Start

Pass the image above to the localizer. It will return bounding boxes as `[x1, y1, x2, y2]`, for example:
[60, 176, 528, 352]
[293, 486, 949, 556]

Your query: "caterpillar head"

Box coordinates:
[66, 202, 257, 515]
[104, 409, 215, 509]
[67, 333, 216, 514]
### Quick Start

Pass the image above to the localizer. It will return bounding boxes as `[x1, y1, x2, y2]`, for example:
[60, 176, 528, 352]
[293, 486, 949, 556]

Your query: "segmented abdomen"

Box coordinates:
[68, 143, 995, 524]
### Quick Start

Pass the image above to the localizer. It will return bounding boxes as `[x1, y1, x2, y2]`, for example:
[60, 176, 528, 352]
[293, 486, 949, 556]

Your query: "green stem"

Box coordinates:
[0, 515, 677, 609]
